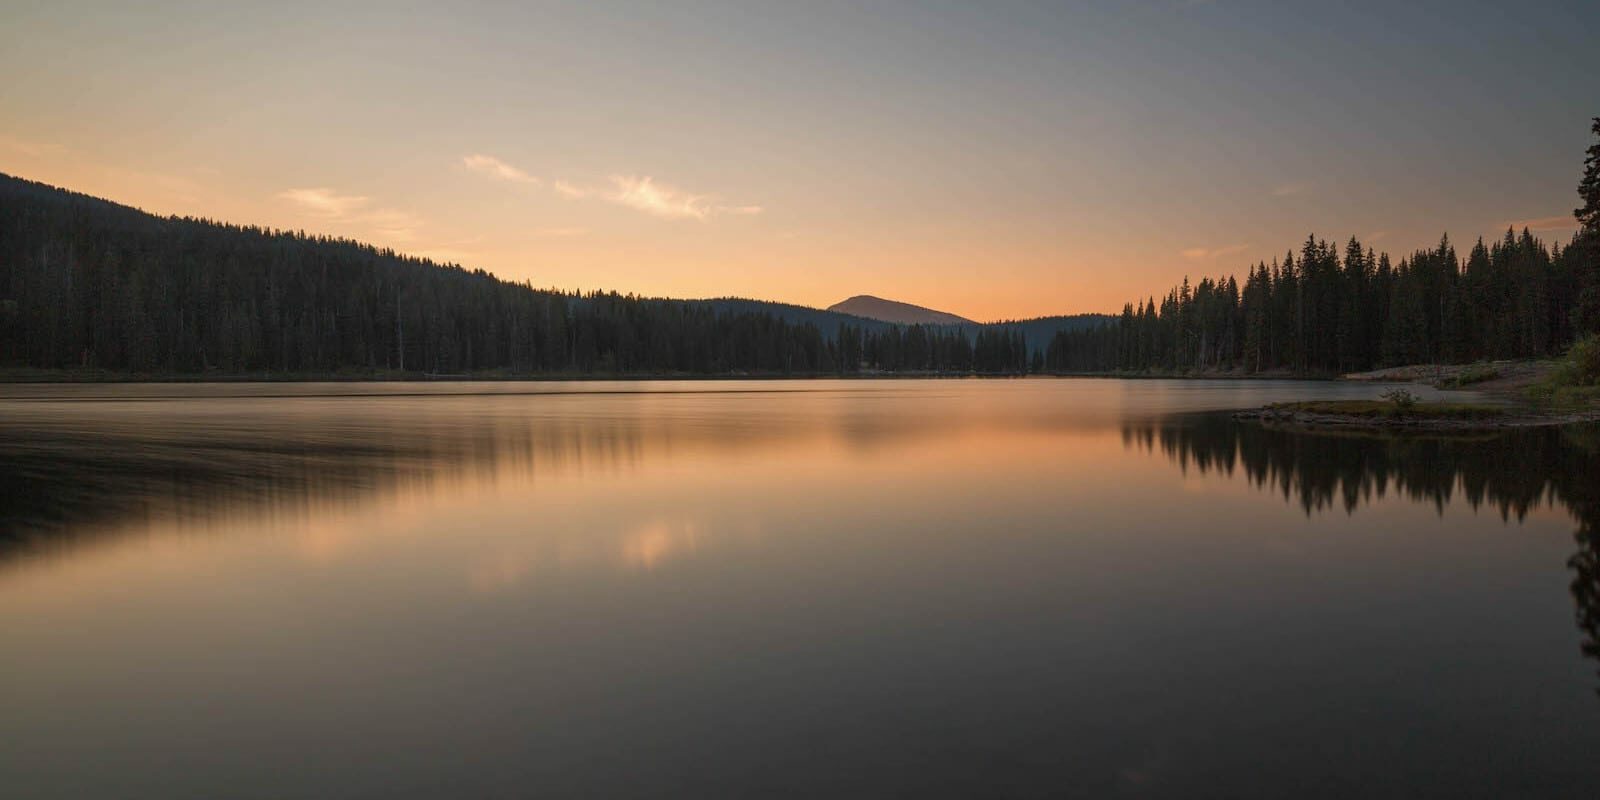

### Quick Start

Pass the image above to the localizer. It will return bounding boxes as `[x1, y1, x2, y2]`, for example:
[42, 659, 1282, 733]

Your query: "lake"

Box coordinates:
[2, 379, 1597, 798]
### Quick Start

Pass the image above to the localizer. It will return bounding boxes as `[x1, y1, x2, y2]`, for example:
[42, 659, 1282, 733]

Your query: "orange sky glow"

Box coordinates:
[0, 2, 1591, 321]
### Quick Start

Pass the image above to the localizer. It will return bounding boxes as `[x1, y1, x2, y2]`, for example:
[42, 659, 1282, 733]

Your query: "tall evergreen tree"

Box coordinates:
[1572, 117, 1600, 334]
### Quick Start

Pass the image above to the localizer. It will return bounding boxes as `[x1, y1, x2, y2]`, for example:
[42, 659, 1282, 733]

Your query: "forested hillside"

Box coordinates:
[1042, 118, 1600, 375]
[0, 173, 1034, 376]
[4, 115, 1596, 379]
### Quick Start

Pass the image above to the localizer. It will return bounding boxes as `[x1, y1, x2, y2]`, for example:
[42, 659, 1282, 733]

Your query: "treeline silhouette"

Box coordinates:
[0, 173, 1030, 376]
[4, 117, 1596, 378]
[1047, 118, 1600, 374]
[1124, 415, 1600, 693]
[1045, 232, 1592, 374]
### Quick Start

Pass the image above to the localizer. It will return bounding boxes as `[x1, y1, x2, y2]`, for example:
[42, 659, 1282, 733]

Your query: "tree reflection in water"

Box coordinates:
[1124, 416, 1600, 696]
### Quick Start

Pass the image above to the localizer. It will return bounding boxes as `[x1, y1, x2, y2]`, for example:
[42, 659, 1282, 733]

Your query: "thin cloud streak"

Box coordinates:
[278, 187, 371, 217]
[277, 187, 422, 242]
[553, 180, 590, 198]
[457, 157, 760, 221]
[462, 154, 539, 184]
[1181, 243, 1251, 260]
[608, 175, 714, 220]
[605, 175, 762, 221]
[1503, 214, 1576, 232]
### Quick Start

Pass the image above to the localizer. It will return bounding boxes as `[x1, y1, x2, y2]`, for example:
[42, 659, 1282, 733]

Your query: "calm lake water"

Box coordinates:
[2, 379, 1597, 798]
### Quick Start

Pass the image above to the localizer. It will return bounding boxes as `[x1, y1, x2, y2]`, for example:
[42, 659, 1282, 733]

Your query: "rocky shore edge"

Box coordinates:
[1233, 404, 1600, 431]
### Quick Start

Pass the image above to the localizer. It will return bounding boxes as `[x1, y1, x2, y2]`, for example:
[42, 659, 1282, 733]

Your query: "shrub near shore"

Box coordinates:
[1533, 334, 1600, 406]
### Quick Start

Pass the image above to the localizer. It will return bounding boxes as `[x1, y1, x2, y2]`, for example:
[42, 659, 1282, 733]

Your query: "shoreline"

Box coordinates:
[0, 366, 1350, 384]
[1234, 401, 1600, 431]
[0, 369, 1023, 384]
[0, 368, 1334, 384]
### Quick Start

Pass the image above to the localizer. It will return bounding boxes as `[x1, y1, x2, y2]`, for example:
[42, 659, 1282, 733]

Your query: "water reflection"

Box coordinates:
[0, 399, 654, 558]
[3, 381, 1600, 797]
[1, 379, 1324, 559]
[0, 383, 1101, 562]
[1125, 415, 1600, 694]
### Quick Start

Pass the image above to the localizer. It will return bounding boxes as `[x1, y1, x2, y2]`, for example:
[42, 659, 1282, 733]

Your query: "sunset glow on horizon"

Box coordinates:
[2, 0, 1593, 321]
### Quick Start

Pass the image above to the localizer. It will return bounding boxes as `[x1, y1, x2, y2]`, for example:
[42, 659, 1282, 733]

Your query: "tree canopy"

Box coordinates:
[0, 174, 1028, 377]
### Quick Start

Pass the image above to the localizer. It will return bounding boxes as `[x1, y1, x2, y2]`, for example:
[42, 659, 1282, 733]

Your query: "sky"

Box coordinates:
[1, 0, 1595, 321]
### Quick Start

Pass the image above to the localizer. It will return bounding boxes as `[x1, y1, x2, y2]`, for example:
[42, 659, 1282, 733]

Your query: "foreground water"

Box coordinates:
[1, 379, 1597, 798]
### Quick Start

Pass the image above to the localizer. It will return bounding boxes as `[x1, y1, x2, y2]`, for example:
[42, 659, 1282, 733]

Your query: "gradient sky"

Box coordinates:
[1, 0, 1595, 320]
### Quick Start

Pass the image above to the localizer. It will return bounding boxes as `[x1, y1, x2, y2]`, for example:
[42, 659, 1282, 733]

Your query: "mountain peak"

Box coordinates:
[826, 295, 974, 326]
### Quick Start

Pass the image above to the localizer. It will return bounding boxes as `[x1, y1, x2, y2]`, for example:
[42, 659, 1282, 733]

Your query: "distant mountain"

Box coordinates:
[695, 298, 1113, 354]
[823, 295, 1112, 354]
[826, 295, 975, 326]
[694, 297, 896, 337]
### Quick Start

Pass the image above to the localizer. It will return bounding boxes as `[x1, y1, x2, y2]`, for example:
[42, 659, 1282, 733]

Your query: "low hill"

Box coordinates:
[823, 296, 1113, 353]
[0, 172, 1093, 376]
[694, 297, 896, 336]
[827, 295, 975, 326]
[0, 172, 873, 375]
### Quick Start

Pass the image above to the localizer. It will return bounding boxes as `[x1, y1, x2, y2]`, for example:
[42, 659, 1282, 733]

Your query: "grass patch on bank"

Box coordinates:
[1267, 400, 1507, 420]
[1528, 333, 1600, 407]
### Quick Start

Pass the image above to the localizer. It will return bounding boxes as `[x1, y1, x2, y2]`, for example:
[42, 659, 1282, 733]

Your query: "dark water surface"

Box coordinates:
[1, 379, 1596, 798]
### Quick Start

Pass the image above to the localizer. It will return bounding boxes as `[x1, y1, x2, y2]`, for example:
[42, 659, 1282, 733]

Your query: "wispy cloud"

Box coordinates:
[277, 187, 370, 217]
[1504, 214, 1576, 232]
[552, 180, 590, 199]
[1181, 243, 1252, 260]
[458, 156, 761, 222]
[605, 175, 761, 221]
[362, 208, 424, 242]
[1270, 182, 1310, 197]
[608, 175, 714, 220]
[277, 186, 421, 241]
[462, 153, 539, 184]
